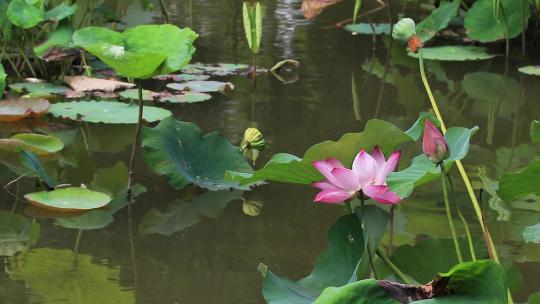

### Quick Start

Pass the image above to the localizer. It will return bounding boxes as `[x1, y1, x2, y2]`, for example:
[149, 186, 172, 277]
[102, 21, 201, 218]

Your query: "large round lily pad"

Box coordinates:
[141, 117, 254, 190]
[167, 81, 234, 93]
[408, 46, 495, 61]
[519, 66, 540, 76]
[73, 25, 198, 79]
[9, 82, 69, 95]
[0, 98, 50, 122]
[24, 187, 112, 212]
[49, 101, 172, 124]
[464, 0, 530, 43]
[0, 133, 64, 155]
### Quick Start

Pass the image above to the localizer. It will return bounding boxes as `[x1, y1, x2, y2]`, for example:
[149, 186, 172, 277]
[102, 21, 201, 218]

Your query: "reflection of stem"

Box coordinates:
[446, 172, 477, 261]
[127, 80, 144, 201]
[486, 102, 496, 145]
[520, 0, 526, 56]
[128, 195, 139, 301]
[418, 48, 500, 264]
[374, 40, 391, 118]
[507, 78, 522, 170]
[440, 163, 463, 263]
[252, 53, 257, 87]
[73, 230, 82, 267]
[11, 181, 20, 213]
[388, 205, 395, 255]
[499, 3, 510, 59]
[360, 195, 379, 279]
[375, 248, 411, 284]
[159, 0, 170, 23]
[351, 73, 361, 121]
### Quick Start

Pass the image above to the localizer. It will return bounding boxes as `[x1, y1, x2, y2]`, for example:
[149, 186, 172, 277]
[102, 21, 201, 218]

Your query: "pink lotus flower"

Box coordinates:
[312, 147, 401, 205]
[422, 120, 450, 164]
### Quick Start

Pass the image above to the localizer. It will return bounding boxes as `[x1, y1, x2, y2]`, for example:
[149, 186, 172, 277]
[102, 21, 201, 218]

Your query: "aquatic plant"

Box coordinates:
[242, 1, 262, 80]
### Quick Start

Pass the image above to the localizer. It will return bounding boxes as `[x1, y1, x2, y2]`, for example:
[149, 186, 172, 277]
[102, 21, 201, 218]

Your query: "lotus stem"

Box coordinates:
[388, 205, 395, 255]
[499, 3, 510, 59]
[375, 248, 412, 285]
[418, 49, 513, 304]
[440, 163, 463, 263]
[252, 53, 257, 87]
[127, 80, 145, 202]
[520, 0, 526, 56]
[344, 200, 353, 214]
[159, 0, 170, 23]
[446, 172, 477, 261]
[360, 195, 379, 280]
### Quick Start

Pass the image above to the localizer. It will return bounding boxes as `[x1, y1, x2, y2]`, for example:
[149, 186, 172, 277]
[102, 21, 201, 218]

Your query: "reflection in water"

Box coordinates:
[275, 0, 309, 58]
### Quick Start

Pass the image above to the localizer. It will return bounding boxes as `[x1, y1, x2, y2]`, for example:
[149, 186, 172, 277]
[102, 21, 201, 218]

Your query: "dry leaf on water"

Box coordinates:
[64, 76, 134, 92]
[301, 0, 342, 19]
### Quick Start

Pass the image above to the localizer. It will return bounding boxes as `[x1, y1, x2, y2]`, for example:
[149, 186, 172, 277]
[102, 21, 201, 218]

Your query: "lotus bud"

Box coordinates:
[392, 18, 416, 43]
[422, 120, 450, 164]
[243, 148, 260, 166]
[241, 127, 266, 150]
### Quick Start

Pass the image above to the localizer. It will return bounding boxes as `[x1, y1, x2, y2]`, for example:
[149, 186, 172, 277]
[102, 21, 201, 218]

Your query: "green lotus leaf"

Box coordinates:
[7, 0, 44, 29]
[139, 190, 242, 235]
[315, 260, 507, 304]
[344, 23, 391, 35]
[0, 133, 64, 155]
[44, 3, 78, 22]
[416, 0, 460, 43]
[34, 23, 74, 58]
[408, 46, 495, 61]
[142, 117, 254, 190]
[464, 0, 530, 43]
[55, 162, 146, 230]
[9, 82, 69, 94]
[519, 66, 540, 76]
[523, 223, 540, 244]
[73, 24, 198, 79]
[261, 214, 365, 303]
[158, 92, 212, 103]
[498, 156, 540, 202]
[49, 101, 172, 124]
[24, 187, 112, 211]
[226, 119, 412, 186]
[166, 80, 234, 93]
[531, 120, 540, 143]
[9, 248, 134, 303]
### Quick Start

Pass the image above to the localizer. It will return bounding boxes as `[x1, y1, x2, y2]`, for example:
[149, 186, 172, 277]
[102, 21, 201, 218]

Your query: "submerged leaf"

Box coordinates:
[24, 187, 112, 212]
[140, 191, 242, 235]
[0, 98, 50, 122]
[261, 214, 365, 303]
[49, 101, 171, 124]
[141, 117, 254, 191]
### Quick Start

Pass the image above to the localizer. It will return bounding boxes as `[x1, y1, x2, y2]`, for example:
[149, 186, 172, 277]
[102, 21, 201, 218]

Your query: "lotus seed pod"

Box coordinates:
[241, 127, 266, 150]
[392, 18, 416, 43]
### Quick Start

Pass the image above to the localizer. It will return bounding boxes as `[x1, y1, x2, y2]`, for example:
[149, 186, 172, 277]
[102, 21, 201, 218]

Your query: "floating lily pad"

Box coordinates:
[158, 92, 212, 103]
[24, 187, 112, 212]
[141, 117, 254, 190]
[416, 0, 460, 43]
[49, 101, 172, 124]
[464, 0, 530, 43]
[345, 23, 392, 35]
[140, 191, 242, 235]
[154, 73, 210, 81]
[73, 24, 198, 79]
[64, 76, 134, 92]
[0, 98, 50, 122]
[408, 46, 495, 61]
[118, 88, 158, 101]
[180, 63, 259, 76]
[0, 133, 64, 155]
[9, 82, 69, 95]
[166, 80, 234, 93]
[519, 66, 540, 76]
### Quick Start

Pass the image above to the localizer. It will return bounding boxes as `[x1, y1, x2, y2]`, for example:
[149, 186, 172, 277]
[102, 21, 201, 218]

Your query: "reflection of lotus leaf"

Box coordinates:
[0, 133, 64, 155]
[167, 81, 234, 93]
[0, 211, 40, 257]
[9, 248, 134, 303]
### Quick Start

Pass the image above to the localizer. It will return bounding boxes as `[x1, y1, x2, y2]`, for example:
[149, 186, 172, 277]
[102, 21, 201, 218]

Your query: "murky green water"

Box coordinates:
[1, 0, 540, 303]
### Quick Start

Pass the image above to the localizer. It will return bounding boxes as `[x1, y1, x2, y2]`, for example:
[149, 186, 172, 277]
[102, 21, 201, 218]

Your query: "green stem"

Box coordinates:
[344, 200, 353, 214]
[440, 163, 463, 263]
[159, 0, 170, 23]
[127, 80, 144, 201]
[361, 196, 379, 280]
[520, 0, 526, 56]
[418, 49, 499, 263]
[252, 53, 257, 87]
[73, 229, 82, 254]
[375, 248, 411, 285]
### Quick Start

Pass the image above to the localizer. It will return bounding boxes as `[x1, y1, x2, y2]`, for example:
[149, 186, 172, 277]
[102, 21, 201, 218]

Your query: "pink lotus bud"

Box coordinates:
[422, 120, 450, 164]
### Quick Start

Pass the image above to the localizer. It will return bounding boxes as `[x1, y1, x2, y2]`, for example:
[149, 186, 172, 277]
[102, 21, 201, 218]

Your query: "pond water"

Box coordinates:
[1, 0, 540, 303]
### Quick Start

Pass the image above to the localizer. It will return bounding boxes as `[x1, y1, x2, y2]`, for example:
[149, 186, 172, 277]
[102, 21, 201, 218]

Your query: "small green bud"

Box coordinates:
[392, 18, 416, 43]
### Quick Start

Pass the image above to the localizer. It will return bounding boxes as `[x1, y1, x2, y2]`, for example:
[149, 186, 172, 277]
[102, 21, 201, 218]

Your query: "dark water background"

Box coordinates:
[1, 0, 540, 303]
